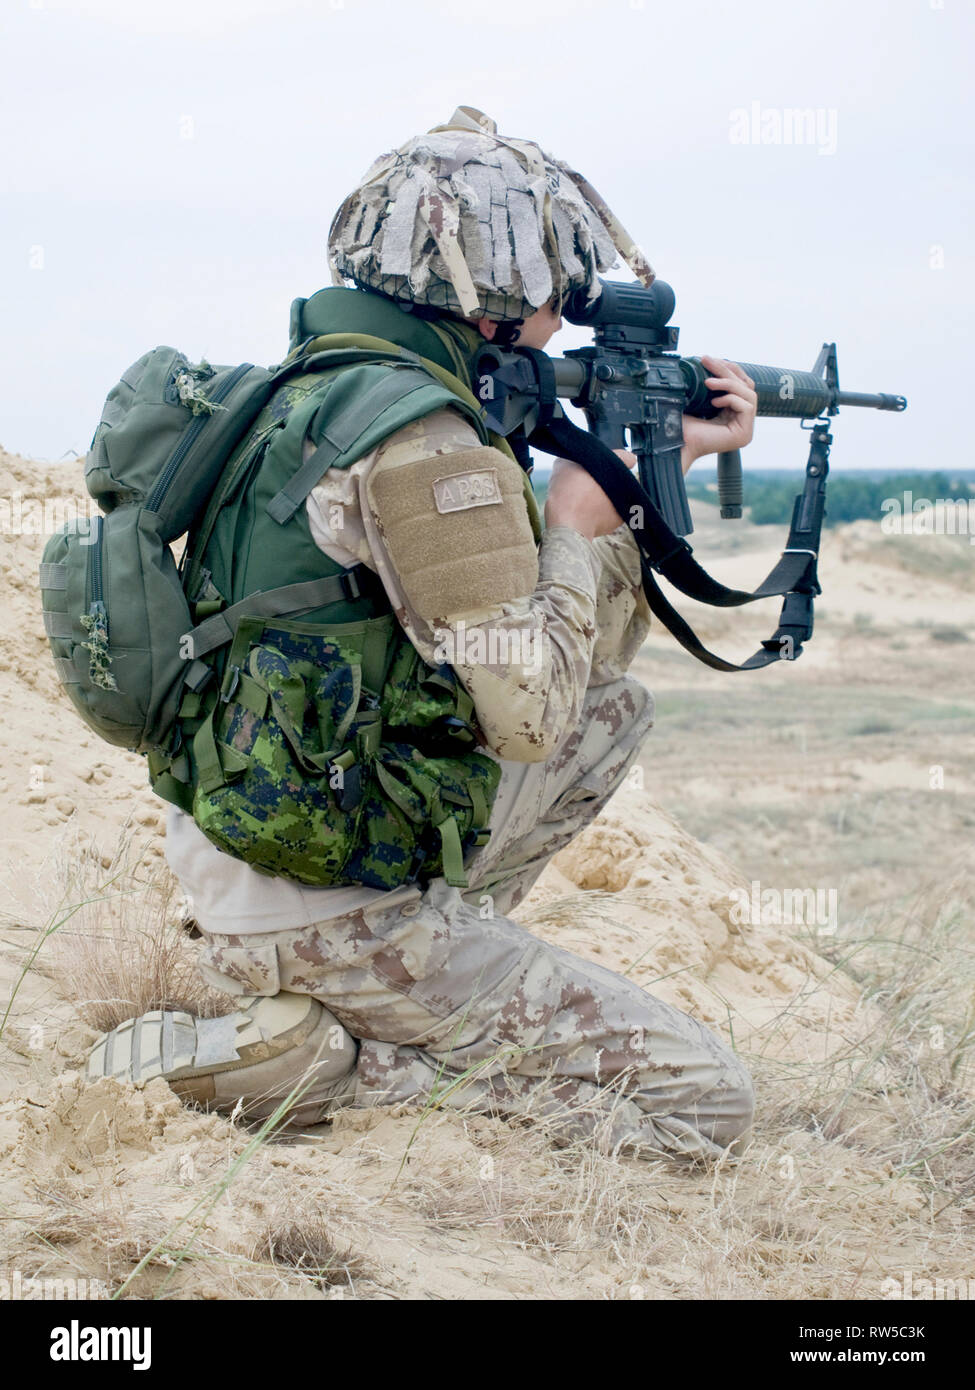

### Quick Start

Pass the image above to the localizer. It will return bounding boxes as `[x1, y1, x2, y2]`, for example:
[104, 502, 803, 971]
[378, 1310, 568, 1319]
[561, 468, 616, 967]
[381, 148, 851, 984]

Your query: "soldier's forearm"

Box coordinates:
[588, 524, 653, 684]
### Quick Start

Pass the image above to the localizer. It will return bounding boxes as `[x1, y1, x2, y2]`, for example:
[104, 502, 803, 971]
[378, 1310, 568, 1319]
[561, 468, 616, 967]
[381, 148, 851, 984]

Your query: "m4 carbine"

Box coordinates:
[473, 278, 907, 673]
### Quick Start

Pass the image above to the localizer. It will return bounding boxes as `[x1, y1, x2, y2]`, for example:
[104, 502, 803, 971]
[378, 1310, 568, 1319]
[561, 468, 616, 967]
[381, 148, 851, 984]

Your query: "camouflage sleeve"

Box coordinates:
[346, 409, 603, 763]
[588, 524, 653, 684]
[432, 525, 602, 762]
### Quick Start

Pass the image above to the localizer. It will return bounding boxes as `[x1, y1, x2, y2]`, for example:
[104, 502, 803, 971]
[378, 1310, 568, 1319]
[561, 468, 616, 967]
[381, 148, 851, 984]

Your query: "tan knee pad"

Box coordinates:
[86, 993, 358, 1127]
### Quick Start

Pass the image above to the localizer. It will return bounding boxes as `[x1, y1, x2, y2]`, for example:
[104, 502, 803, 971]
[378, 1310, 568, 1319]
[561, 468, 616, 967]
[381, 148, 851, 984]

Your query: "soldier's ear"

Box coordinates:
[475, 317, 498, 342]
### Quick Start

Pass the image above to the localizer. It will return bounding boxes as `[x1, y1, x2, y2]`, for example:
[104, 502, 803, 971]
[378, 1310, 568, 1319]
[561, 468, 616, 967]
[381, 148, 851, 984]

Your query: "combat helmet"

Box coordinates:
[327, 105, 655, 326]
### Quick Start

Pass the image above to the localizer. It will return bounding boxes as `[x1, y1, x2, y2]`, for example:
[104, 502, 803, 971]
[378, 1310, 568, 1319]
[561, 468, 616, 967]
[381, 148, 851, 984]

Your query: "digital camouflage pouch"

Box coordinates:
[189, 616, 500, 890]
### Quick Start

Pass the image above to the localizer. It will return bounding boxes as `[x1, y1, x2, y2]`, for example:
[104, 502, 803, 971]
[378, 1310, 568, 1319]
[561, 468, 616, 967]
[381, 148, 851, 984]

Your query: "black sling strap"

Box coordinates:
[528, 410, 831, 672]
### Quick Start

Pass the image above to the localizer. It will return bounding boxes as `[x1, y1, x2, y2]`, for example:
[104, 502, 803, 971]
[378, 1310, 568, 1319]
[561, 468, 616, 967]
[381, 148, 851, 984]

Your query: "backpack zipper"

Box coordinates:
[145, 363, 253, 515]
[182, 429, 274, 598]
[82, 514, 118, 692]
[88, 514, 105, 612]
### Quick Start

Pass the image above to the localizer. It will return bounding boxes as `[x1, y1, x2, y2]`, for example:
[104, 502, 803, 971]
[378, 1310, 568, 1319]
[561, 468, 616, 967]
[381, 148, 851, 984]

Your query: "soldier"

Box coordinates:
[91, 107, 758, 1163]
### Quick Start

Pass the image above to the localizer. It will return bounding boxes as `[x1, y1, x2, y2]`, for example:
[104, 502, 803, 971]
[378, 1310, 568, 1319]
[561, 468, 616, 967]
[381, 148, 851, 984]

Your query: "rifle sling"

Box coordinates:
[529, 411, 830, 673]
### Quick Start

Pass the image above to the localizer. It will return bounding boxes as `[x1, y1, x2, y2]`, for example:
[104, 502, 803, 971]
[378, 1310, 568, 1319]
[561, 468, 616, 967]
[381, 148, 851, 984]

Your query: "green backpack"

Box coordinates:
[40, 351, 274, 751]
[39, 329, 503, 889]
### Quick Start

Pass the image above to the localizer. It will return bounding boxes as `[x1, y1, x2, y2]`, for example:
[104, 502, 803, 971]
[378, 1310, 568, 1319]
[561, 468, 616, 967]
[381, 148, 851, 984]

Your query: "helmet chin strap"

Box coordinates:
[492, 320, 525, 348]
[395, 294, 527, 348]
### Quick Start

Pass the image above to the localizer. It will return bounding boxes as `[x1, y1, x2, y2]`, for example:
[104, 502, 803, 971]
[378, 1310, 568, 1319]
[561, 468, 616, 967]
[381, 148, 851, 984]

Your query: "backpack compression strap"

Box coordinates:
[182, 566, 382, 661]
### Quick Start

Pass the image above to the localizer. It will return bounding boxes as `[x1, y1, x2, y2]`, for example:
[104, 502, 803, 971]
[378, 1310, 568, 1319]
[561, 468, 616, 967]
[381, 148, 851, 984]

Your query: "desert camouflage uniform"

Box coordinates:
[171, 408, 754, 1162]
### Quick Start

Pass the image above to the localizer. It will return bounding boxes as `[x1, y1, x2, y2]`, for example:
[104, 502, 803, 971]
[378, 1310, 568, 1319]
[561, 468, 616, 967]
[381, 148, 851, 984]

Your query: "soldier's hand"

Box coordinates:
[545, 449, 637, 541]
[681, 356, 757, 466]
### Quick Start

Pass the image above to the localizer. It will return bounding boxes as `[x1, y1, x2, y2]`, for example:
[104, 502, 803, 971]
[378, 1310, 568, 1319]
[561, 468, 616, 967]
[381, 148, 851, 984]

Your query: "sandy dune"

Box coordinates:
[1, 447, 972, 1300]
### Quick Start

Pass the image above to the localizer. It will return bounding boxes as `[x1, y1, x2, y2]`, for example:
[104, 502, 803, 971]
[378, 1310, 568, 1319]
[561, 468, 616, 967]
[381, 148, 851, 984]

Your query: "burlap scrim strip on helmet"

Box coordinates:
[547, 156, 655, 294]
[328, 106, 654, 323]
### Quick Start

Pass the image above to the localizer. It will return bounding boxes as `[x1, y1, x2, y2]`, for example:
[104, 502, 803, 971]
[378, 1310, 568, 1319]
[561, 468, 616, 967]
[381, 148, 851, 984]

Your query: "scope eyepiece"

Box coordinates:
[563, 277, 676, 331]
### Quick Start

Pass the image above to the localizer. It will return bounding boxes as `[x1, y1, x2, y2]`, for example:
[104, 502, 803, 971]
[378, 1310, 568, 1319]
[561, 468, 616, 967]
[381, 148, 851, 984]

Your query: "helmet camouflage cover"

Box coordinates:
[327, 105, 654, 324]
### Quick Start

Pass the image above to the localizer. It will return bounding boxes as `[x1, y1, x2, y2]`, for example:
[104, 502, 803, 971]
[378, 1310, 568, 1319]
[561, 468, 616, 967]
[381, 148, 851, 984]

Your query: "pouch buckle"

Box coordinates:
[340, 569, 363, 602]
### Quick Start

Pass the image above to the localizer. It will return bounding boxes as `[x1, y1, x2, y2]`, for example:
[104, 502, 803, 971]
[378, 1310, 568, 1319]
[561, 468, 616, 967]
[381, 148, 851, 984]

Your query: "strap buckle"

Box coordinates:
[648, 536, 692, 573]
[769, 591, 815, 647]
[330, 758, 363, 812]
[340, 568, 363, 602]
[406, 842, 430, 885]
[191, 566, 213, 604]
[183, 659, 213, 694]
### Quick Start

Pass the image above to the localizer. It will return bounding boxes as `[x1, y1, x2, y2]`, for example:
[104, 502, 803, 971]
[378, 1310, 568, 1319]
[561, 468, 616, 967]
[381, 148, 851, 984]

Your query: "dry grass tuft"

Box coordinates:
[36, 824, 233, 1030]
[257, 1219, 375, 1291]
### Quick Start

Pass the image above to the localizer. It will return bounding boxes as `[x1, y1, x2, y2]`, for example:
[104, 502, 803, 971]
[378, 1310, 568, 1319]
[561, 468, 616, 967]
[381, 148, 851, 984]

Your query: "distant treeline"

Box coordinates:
[685, 471, 974, 526]
[529, 466, 973, 528]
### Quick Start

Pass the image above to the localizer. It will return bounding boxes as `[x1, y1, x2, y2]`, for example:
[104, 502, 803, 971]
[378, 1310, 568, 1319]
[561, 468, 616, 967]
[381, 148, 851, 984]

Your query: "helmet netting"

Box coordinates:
[327, 107, 653, 323]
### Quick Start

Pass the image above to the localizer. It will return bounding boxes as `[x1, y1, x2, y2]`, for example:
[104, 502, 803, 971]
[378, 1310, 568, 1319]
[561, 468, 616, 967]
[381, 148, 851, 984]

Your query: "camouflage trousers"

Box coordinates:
[197, 677, 754, 1162]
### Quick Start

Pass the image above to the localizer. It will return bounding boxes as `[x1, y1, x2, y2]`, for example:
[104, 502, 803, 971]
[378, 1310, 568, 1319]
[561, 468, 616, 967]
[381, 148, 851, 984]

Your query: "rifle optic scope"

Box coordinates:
[560, 278, 907, 420]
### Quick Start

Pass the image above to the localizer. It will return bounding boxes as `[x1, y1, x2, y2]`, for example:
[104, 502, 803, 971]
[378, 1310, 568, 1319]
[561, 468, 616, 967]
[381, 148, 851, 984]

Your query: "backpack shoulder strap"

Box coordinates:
[265, 361, 488, 526]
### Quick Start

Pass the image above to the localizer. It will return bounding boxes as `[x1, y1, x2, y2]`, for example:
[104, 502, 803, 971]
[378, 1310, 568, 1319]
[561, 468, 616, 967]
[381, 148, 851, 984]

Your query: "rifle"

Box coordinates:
[472, 278, 907, 673]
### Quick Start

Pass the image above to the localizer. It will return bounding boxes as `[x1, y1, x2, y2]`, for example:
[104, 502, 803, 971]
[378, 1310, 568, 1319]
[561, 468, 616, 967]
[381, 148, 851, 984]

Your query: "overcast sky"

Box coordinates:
[1, 0, 971, 475]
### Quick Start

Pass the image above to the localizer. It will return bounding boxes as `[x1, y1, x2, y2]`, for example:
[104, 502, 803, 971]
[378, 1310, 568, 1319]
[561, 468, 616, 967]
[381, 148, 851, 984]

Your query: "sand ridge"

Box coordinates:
[1, 445, 972, 1300]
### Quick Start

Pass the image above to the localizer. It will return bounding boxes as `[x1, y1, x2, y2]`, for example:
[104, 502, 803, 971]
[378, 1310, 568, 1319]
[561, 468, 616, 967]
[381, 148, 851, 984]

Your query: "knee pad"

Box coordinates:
[85, 993, 358, 1126]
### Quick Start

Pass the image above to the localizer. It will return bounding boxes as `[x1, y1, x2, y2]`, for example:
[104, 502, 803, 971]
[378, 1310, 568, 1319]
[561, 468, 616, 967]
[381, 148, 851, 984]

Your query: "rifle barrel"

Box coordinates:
[550, 355, 907, 419]
[834, 390, 907, 411]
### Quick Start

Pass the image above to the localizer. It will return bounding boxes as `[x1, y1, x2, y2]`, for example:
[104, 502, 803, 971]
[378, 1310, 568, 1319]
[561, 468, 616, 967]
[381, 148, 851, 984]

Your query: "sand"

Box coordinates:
[1, 446, 972, 1300]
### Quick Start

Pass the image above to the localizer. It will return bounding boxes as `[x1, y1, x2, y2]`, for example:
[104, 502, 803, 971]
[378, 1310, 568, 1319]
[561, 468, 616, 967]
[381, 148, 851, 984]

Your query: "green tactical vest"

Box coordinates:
[168, 289, 541, 891]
